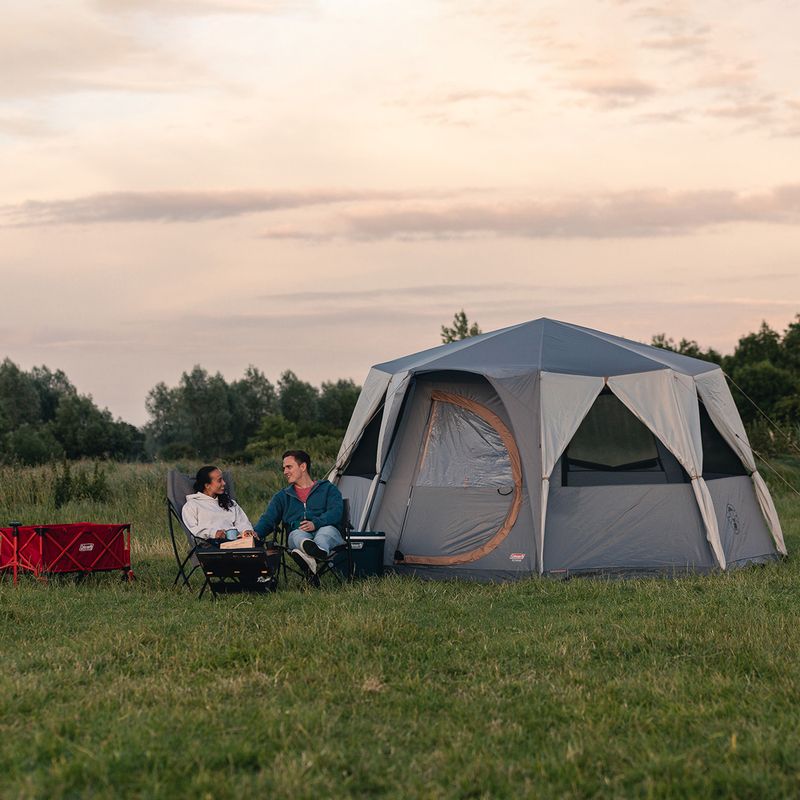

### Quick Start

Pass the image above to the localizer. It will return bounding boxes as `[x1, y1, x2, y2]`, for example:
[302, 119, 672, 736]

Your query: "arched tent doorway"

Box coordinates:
[395, 390, 523, 565]
[371, 373, 535, 577]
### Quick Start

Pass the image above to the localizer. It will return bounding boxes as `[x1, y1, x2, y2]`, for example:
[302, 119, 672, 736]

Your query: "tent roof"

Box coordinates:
[373, 318, 719, 378]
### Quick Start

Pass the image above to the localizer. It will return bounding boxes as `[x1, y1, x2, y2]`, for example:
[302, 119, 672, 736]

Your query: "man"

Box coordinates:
[254, 450, 345, 577]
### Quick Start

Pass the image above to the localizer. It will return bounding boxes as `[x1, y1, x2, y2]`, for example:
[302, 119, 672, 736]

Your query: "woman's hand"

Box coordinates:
[214, 530, 226, 540]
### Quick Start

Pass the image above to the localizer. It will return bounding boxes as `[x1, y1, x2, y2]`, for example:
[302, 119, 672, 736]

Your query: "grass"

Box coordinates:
[1, 461, 800, 799]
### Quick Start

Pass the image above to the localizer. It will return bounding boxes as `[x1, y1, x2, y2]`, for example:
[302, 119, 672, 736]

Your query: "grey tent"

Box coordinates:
[328, 318, 785, 580]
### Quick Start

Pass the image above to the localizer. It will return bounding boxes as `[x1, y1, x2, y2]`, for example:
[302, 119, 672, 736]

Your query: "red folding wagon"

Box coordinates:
[0, 523, 133, 584]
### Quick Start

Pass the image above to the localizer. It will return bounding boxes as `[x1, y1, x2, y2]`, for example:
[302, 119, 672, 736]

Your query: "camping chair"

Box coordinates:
[279, 498, 354, 588]
[166, 469, 237, 588]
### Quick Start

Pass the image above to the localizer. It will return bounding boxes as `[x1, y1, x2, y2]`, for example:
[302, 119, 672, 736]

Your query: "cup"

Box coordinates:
[225, 529, 239, 541]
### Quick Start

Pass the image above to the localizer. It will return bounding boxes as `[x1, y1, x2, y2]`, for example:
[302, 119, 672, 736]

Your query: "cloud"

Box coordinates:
[565, 77, 658, 109]
[0, 113, 52, 138]
[0, 5, 193, 100]
[707, 101, 775, 121]
[692, 62, 757, 91]
[0, 189, 428, 226]
[261, 185, 800, 241]
[634, 108, 690, 124]
[9, 184, 800, 238]
[258, 283, 530, 305]
[438, 89, 531, 105]
[388, 87, 532, 128]
[642, 33, 709, 52]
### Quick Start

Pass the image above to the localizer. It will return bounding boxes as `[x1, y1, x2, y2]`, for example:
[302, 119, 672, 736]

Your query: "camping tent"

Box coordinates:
[328, 318, 786, 580]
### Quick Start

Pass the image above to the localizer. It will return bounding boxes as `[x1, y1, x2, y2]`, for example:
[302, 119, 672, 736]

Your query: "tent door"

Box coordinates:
[396, 391, 522, 566]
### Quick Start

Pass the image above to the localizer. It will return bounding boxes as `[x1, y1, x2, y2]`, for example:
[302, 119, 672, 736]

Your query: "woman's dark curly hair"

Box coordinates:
[193, 465, 233, 511]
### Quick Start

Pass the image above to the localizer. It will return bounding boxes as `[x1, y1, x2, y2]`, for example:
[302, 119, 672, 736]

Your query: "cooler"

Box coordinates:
[348, 532, 385, 578]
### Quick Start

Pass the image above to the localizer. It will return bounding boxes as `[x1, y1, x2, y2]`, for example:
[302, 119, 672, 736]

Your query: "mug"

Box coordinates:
[225, 528, 239, 541]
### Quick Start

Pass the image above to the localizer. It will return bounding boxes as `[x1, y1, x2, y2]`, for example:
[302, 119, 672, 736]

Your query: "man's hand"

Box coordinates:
[242, 530, 255, 538]
[214, 530, 226, 540]
[299, 520, 316, 533]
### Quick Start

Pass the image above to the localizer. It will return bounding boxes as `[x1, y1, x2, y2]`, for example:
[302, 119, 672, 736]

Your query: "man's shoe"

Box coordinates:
[290, 547, 317, 575]
[302, 539, 328, 560]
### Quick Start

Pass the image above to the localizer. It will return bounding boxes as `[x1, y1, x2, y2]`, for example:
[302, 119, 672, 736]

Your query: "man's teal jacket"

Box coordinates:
[254, 480, 344, 537]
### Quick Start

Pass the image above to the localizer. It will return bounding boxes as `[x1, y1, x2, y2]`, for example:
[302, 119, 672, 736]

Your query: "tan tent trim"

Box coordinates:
[400, 390, 523, 566]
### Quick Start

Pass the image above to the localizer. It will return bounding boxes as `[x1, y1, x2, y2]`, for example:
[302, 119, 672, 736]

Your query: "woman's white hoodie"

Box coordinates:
[181, 492, 255, 540]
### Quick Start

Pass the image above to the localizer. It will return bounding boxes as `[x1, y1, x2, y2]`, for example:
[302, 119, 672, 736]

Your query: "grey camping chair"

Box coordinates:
[279, 498, 354, 588]
[166, 469, 236, 588]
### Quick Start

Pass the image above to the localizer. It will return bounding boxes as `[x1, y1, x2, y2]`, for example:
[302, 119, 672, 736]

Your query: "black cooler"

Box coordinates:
[348, 532, 386, 578]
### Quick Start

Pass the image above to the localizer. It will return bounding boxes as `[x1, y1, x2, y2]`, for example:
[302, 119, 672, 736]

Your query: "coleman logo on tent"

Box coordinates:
[509, 553, 525, 562]
[79, 543, 94, 552]
[726, 504, 741, 536]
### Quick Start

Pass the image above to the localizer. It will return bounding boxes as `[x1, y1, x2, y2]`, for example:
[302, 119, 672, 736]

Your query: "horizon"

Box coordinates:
[4, 309, 796, 428]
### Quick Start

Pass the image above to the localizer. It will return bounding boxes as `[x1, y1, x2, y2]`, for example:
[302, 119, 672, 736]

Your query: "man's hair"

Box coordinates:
[282, 450, 312, 475]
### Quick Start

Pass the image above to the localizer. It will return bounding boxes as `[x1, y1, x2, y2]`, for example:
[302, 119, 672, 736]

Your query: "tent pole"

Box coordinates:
[358, 474, 381, 530]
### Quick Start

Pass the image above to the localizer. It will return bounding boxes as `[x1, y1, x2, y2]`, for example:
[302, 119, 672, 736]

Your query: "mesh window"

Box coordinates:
[700, 403, 748, 479]
[567, 392, 660, 471]
[416, 401, 513, 488]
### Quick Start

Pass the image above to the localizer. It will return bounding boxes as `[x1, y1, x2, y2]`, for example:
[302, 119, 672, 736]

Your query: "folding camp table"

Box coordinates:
[0, 522, 133, 584]
[195, 543, 281, 599]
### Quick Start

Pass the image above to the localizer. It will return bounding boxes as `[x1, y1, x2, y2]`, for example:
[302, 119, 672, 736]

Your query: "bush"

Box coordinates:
[52, 460, 111, 508]
[745, 419, 798, 460]
[3, 424, 64, 465]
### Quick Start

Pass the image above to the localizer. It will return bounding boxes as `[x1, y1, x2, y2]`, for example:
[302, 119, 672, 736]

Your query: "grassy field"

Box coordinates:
[1, 461, 800, 799]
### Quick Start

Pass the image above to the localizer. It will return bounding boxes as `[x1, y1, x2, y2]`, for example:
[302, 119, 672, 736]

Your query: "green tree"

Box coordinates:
[0, 358, 41, 434]
[52, 394, 119, 459]
[724, 321, 782, 374]
[0, 358, 143, 462]
[780, 314, 800, 371]
[228, 366, 277, 451]
[144, 365, 278, 458]
[727, 361, 798, 424]
[109, 420, 145, 461]
[244, 414, 299, 459]
[278, 370, 319, 424]
[144, 381, 188, 454]
[441, 310, 482, 344]
[650, 334, 722, 365]
[318, 379, 360, 431]
[4, 423, 63, 465]
[179, 366, 233, 457]
[29, 366, 76, 422]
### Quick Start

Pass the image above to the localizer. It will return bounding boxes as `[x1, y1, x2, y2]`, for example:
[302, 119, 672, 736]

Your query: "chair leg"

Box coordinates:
[174, 554, 196, 587]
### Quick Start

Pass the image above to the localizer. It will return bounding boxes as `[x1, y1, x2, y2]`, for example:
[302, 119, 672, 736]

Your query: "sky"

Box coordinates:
[2, 0, 799, 425]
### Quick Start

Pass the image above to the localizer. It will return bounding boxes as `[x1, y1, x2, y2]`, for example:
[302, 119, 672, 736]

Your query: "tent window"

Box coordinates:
[567, 392, 659, 469]
[342, 407, 383, 479]
[417, 401, 513, 489]
[700, 402, 748, 479]
[563, 390, 689, 486]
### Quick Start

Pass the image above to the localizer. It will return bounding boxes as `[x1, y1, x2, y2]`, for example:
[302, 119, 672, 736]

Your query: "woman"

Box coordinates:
[181, 465, 256, 542]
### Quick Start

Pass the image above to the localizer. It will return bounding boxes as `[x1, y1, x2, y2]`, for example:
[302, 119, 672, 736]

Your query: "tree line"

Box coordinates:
[0, 359, 144, 464]
[1, 312, 798, 465]
[144, 366, 359, 461]
[0, 357, 360, 465]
